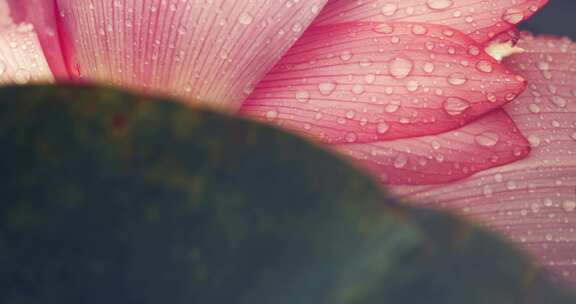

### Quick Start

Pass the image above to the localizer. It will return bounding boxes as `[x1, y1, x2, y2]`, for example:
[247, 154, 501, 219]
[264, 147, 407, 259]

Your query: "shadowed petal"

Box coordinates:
[54, 0, 327, 111]
[316, 0, 549, 44]
[0, 1, 54, 85]
[395, 35, 576, 285]
[336, 110, 529, 185]
[240, 22, 525, 144]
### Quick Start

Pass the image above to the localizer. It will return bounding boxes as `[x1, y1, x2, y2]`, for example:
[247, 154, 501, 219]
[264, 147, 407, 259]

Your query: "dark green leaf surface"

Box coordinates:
[0, 85, 573, 304]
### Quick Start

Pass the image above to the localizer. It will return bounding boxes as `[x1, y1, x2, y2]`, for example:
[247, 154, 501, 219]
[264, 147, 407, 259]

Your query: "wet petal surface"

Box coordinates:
[395, 35, 576, 285]
[54, 0, 327, 110]
[316, 0, 549, 43]
[240, 22, 525, 144]
[336, 110, 530, 185]
[0, 1, 54, 85]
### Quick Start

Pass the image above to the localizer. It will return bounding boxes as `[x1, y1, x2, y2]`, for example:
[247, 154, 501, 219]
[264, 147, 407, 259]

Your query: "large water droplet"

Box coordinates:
[426, 0, 453, 10]
[551, 96, 567, 108]
[411, 24, 428, 35]
[238, 12, 254, 25]
[13, 69, 31, 85]
[390, 57, 413, 79]
[381, 3, 398, 16]
[563, 200, 576, 212]
[475, 132, 500, 147]
[393, 154, 408, 168]
[377, 122, 390, 134]
[295, 90, 310, 103]
[266, 110, 278, 121]
[443, 97, 471, 116]
[374, 23, 394, 34]
[502, 8, 524, 24]
[318, 82, 336, 96]
[447, 73, 467, 86]
[476, 60, 494, 73]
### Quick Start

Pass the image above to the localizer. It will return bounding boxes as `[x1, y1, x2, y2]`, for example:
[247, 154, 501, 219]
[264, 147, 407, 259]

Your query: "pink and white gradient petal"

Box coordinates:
[5, 0, 68, 79]
[395, 35, 576, 285]
[0, 1, 54, 85]
[54, 0, 327, 111]
[241, 22, 525, 144]
[336, 110, 530, 185]
[316, 0, 549, 44]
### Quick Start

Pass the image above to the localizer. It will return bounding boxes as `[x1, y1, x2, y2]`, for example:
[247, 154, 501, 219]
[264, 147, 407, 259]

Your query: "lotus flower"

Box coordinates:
[1, 0, 574, 285]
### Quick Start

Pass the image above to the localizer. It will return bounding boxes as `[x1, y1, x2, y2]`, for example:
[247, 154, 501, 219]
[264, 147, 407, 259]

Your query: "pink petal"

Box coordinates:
[316, 0, 549, 44]
[4, 0, 69, 79]
[336, 110, 530, 185]
[54, 0, 327, 111]
[240, 22, 525, 144]
[395, 34, 576, 285]
[0, 1, 54, 85]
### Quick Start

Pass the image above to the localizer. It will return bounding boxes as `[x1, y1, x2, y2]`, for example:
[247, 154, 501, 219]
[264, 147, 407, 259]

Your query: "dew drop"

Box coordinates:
[443, 97, 471, 116]
[377, 122, 390, 134]
[352, 84, 365, 95]
[389, 57, 413, 79]
[374, 23, 394, 34]
[238, 12, 254, 25]
[411, 24, 428, 35]
[381, 3, 398, 16]
[528, 103, 541, 114]
[345, 132, 358, 143]
[502, 8, 524, 24]
[318, 82, 336, 96]
[475, 132, 500, 147]
[266, 110, 278, 121]
[295, 90, 310, 103]
[447, 73, 467, 86]
[426, 0, 453, 10]
[406, 80, 419, 92]
[393, 154, 408, 168]
[551, 96, 567, 108]
[13, 69, 31, 85]
[476, 60, 494, 73]
[340, 51, 353, 61]
[423, 62, 435, 73]
[563, 200, 576, 212]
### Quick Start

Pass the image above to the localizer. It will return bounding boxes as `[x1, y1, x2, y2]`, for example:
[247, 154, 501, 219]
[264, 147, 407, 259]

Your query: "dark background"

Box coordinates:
[520, 0, 576, 39]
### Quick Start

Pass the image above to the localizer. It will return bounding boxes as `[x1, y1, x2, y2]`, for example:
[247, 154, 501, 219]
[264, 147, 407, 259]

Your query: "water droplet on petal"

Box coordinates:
[318, 82, 336, 96]
[503, 8, 524, 24]
[266, 110, 278, 121]
[238, 12, 254, 25]
[551, 96, 567, 108]
[390, 57, 413, 79]
[374, 23, 394, 34]
[345, 132, 358, 143]
[475, 132, 500, 147]
[563, 200, 576, 212]
[381, 3, 398, 16]
[340, 51, 353, 61]
[295, 90, 310, 103]
[443, 97, 471, 116]
[476, 60, 494, 73]
[423, 62, 435, 73]
[426, 0, 453, 10]
[13, 69, 31, 84]
[447, 73, 467, 86]
[377, 122, 390, 134]
[411, 24, 428, 35]
[394, 154, 408, 168]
